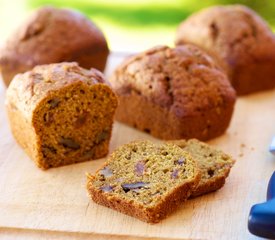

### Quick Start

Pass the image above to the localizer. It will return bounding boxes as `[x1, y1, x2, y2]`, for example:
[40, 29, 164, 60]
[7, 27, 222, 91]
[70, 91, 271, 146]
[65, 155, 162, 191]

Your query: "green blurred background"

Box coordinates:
[0, 0, 275, 52]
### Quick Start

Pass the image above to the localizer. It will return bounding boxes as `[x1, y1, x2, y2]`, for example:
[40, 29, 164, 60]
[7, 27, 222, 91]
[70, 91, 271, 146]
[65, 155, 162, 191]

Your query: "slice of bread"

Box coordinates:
[169, 139, 235, 197]
[87, 140, 201, 223]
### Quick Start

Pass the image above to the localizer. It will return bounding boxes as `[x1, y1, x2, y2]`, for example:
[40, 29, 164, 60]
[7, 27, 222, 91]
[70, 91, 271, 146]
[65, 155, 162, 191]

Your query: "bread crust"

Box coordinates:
[110, 45, 236, 140]
[87, 140, 201, 223]
[169, 139, 235, 197]
[0, 6, 109, 86]
[87, 173, 200, 223]
[175, 5, 275, 95]
[6, 62, 117, 169]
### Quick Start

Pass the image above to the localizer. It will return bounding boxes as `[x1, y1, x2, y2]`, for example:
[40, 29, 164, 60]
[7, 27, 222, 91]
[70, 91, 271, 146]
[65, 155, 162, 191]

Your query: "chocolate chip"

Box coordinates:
[122, 182, 149, 193]
[100, 185, 113, 192]
[42, 145, 57, 158]
[208, 169, 215, 177]
[75, 112, 89, 128]
[132, 146, 137, 153]
[171, 169, 179, 179]
[177, 157, 185, 165]
[47, 98, 60, 109]
[60, 137, 80, 150]
[99, 167, 113, 178]
[161, 151, 168, 156]
[125, 152, 132, 160]
[135, 161, 145, 176]
[144, 128, 151, 133]
[96, 130, 110, 143]
[82, 148, 95, 159]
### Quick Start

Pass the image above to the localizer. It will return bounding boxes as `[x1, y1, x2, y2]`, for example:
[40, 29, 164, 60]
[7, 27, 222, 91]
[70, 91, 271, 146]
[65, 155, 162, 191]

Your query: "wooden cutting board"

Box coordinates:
[0, 54, 275, 240]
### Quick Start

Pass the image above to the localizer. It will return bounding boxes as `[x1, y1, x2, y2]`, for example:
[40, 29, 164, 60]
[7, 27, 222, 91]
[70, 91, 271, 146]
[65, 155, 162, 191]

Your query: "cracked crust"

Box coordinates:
[0, 6, 109, 86]
[7, 62, 106, 117]
[110, 45, 236, 141]
[175, 5, 275, 95]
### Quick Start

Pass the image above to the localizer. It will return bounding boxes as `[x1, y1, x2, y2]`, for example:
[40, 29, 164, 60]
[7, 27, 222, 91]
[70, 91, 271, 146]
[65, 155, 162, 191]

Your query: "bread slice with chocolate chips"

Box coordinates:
[6, 62, 118, 169]
[87, 140, 201, 223]
[170, 139, 235, 197]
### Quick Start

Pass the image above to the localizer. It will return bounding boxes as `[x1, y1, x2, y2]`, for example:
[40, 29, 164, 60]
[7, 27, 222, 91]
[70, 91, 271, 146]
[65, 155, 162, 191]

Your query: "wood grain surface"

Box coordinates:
[0, 54, 274, 240]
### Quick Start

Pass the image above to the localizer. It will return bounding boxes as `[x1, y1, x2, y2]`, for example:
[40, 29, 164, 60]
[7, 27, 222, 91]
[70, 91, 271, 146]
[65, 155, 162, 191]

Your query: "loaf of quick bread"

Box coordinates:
[175, 5, 275, 95]
[6, 62, 118, 169]
[110, 45, 236, 141]
[0, 6, 109, 86]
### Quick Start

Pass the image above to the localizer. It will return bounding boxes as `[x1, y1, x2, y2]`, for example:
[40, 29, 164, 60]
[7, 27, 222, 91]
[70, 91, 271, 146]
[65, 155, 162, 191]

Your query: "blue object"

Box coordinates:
[270, 137, 275, 155]
[248, 172, 275, 238]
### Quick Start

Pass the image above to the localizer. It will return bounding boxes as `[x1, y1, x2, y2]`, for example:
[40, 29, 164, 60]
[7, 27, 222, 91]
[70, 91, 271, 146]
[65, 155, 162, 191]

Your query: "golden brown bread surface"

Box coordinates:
[175, 5, 275, 95]
[0, 6, 109, 86]
[6, 62, 118, 169]
[87, 140, 201, 223]
[110, 45, 236, 141]
[169, 139, 235, 197]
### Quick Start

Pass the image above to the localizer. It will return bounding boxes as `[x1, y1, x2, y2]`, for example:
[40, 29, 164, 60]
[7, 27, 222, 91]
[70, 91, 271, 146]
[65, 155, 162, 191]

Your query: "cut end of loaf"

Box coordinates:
[6, 62, 118, 169]
[32, 82, 117, 169]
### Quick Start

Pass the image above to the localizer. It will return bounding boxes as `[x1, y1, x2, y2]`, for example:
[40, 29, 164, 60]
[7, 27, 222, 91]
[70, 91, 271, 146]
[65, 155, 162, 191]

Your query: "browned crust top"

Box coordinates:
[110, 45, 236, 118]
[0, 6, 108, 67]
[6, 62, 110, 118]
[175, 5, 275, 67]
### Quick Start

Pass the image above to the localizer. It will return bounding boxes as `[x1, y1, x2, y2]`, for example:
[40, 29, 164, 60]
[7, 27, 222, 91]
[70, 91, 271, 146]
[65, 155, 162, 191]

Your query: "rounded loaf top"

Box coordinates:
[0, 6, 109, 86]
[110, 45, 236, 118]
[175, 5, 275, 70]
[6, 62, 110, 118]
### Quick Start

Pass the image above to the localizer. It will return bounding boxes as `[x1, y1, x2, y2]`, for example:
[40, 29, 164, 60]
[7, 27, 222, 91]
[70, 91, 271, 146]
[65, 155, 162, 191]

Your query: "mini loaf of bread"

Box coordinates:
[6, 62, 118, 169]
[175, 5, 275, 95]
[110, 45, 236, 141]
[0, 6, 109, 86]
[169, 139, 235, 197]
[87, 140, 201, 223]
